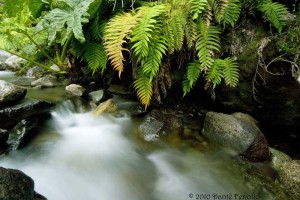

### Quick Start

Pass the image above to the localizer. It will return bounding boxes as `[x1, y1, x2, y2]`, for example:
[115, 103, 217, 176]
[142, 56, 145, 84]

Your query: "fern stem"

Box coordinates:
[0, 48, 63, 73]
[61, 33, 74, 65]
[21, 31, 63, 69]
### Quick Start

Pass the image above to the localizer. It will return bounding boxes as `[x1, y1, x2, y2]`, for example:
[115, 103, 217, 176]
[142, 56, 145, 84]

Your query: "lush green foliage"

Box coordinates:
[0, 0, 292, 108]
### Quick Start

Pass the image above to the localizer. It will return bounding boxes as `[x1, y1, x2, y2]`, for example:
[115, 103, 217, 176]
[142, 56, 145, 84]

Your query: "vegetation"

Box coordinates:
[0, 0, 296, 108]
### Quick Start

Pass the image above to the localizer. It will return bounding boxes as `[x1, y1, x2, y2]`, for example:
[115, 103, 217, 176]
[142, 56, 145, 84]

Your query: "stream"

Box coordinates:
[0, 71, 272, 200]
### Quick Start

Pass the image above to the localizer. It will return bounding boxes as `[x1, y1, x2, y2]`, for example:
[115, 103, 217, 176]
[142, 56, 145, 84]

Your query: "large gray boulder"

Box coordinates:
[0, 167, 46, 200]
[5, 55, 25, 71]
[0, 50, 11, 62]
[138, 110, 183, 142]
[0, 80, 27, 107]
[0, 100, 55, 130]
[203, 112, 269, 162]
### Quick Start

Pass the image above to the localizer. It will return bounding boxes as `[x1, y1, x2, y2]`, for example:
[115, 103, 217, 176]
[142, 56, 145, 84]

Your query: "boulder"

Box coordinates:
[88, 90, 104, 103]
[0, 167, 46, 200]
[270, 147, 292, 170]
[0, 80, 27, 107]
[6, 118, 38, 152]
[0, 50, 11, 62]
[0, 62, 6, 70]
[5, 55, 25, 71]
[93, 99, 117, 115]
[138, 110, 184, 142]
[278, 160, 300, 200]
[65, 84, 85, 97]
[31, 77, 54, 88]
[203, 112, 269, 162]
[0, 100, 55, 130]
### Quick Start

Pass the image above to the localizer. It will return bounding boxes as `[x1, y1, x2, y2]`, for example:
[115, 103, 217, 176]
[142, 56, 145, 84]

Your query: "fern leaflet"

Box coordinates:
[259, 2, 288, 33]
[133, 71, 153, 109]
[205, 59, 223, 88]
[191, 0, 208, 20]
[221, 57, 239, 87]
[104, 12, 137, 77]
[182, 60, 205, 96]
[84, 42, 107, 75]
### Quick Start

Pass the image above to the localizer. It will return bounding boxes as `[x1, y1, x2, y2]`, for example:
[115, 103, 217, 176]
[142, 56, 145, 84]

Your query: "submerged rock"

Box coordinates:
[0, 80, 27, 107]
[31, 77, 54, 88]
[138, 110, 183, 142]
[6, 118, 38, 152]
[0, 100, 55, 130]
[93, 99, 118, 115]
[0, 167, 46, 200]
[203, 112, 269, 162]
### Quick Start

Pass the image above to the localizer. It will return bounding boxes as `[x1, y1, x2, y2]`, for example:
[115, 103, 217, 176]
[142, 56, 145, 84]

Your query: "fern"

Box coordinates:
[182, 60, 205, 96]
[166, 9, 185, 54]
[104, 12, 137, 77]
[221, 57, 239, 87]
[184, 16, 198, 49]
[259, 1, 288, 33]
[84, 42, 107, 75]
[205, 59, 223, 88]
[191, 0, 208, 20]
[130, 4, 166, 62]
[217, 0, 241, 26]
[133, 70, 153, 109]
[196, 23, 221, 70]
[142, 30, 168, 78]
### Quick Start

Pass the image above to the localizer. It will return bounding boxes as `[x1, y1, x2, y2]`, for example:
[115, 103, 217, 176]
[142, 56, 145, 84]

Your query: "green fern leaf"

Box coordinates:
[184, 16, 198, 49]
[130, 4, 166, 62]
[215, 0, 241, 26]
[104, 12, 137, 77]
[205, 58, 223, 88]
[191, 0, 208, 19]
[196, 23, 221, 69]
[182, 60, 205, 96]
[133, 71, 153, 109]
[84, 42, 107, 75]
[259, 2, 288, 33]
[221, 57, 239, 87]
[142, 31, 168, 78]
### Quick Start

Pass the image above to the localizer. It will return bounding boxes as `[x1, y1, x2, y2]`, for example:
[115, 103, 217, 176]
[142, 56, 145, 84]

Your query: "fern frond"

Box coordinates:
[191, 0, 208, 20]
[133, 71, 153, 109]
[182, 60, 205, 96]
[215, 0, 241, 26]
[221, 57, 239, 87]
[259, 2, 288, 33]
[184, 16, 198, 49]
[205, 58, 223, 88]
[142, 30, 168, 78]
[166, 9, 185, 54]
[196, 23, 221, 69]
[84, 42, 107, 75]
[130, 4, 166, 62]
[104, 12, 137, 77]
[201, 1, 213, 27]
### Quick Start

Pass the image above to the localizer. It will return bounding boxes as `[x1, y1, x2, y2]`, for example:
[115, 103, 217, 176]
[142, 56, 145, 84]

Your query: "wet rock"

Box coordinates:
[0, 100, 55, 130]
[138, 110, 183, 142]
[93, 99, 117, 115]
[31, 77, 54, 88]
[278, 160, 300, 200]
[5, 55, 25, 71]
[0, 129, 8, 149]
[12, 77, 36, 86]
[270, 147, 292, 170]
[0, 167, 46, 200]
[0, 80, 27, 107]
[0, 50, 11, 62]
[6, 118, 38, 151]
[203, 112, 269, 162]
[65, 84, 85, 96]
[88, 90, 104, 103]
[0, 62, 6, 70]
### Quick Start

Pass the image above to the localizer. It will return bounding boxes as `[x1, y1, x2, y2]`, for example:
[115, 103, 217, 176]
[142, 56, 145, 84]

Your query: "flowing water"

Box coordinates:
[0, 71, 270, 200]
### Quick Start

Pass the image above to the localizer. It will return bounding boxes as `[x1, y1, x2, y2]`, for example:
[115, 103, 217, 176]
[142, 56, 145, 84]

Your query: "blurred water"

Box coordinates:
[0, 100, 256, 200]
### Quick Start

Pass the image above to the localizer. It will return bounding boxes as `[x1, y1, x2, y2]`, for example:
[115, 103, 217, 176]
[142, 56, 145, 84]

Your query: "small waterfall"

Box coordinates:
[0, 100, 255, 200]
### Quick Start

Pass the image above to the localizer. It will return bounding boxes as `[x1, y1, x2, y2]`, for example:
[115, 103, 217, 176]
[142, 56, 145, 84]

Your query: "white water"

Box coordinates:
[0, 101, 252, 200]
